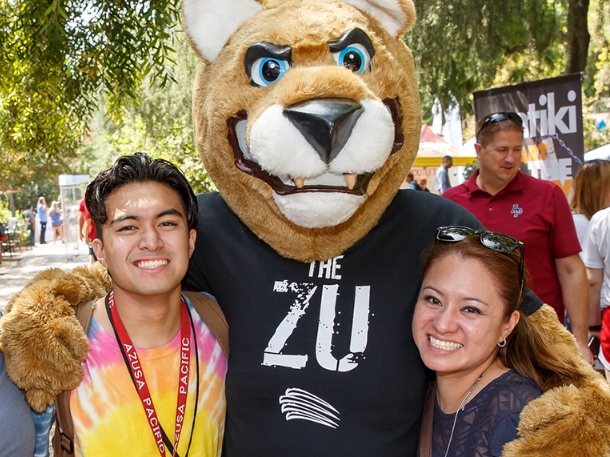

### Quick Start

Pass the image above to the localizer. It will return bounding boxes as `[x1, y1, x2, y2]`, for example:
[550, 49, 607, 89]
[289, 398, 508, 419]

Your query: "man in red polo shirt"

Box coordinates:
[443, 111, 592, 363]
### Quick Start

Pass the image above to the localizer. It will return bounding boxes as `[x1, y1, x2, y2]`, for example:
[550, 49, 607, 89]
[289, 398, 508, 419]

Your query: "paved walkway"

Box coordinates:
[0, 242, 90, 314]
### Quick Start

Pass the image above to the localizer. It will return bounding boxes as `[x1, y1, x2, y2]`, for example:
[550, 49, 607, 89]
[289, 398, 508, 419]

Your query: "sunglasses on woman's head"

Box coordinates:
[435, 226, 525, 301]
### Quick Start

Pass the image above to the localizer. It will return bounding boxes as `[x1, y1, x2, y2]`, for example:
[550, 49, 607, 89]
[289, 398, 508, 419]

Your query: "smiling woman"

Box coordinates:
[412, 228, 585, 457]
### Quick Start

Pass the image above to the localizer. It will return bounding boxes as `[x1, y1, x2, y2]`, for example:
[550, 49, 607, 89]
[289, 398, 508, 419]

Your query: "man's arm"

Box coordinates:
[586, 267, 603, 331]
[77, 210, 85, 241]
[82, 217, 91, 243]
[555, 254, 593, 364]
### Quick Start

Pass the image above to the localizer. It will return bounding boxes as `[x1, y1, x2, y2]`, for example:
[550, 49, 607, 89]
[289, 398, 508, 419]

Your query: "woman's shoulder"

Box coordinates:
[478, 370, 542, 414]
[476, 371, 541, 456]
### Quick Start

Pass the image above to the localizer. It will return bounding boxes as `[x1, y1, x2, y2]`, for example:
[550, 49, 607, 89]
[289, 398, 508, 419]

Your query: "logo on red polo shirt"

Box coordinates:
[511, 204, 523, 218]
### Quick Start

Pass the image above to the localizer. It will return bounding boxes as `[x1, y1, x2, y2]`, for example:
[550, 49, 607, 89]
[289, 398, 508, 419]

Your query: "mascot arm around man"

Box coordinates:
[2, 1, 610, 456]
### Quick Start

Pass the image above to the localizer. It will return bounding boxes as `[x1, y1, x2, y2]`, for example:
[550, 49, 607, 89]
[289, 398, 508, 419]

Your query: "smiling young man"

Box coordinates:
[63, 153, 227, 456]
[443, 112, 592, 365]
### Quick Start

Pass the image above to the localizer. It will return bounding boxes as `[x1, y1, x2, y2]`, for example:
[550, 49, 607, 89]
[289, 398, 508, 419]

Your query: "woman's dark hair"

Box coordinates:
[422, 235, 584, 388]
[85, 153, 198, 240]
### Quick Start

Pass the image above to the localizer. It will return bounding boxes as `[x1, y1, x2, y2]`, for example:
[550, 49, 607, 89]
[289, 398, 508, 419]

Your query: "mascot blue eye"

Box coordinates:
[250, 57, 289, 87]
[333, 44, 370, 73]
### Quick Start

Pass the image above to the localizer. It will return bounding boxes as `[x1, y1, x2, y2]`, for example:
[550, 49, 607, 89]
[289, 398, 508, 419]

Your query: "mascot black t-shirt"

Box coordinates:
[184, 190, 480, 457]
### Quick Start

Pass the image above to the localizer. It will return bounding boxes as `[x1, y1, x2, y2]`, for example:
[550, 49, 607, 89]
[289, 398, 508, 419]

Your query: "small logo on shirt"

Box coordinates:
[511, 204, 523, 218]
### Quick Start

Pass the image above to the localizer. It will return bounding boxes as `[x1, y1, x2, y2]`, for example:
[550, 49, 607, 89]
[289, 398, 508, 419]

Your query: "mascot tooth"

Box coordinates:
[2, 1, 610, 457]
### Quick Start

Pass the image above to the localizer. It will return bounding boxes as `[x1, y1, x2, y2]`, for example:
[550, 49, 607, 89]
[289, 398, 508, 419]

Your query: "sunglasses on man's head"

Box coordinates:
[435, 226, 525, 301]
[476, 112, 523, 139]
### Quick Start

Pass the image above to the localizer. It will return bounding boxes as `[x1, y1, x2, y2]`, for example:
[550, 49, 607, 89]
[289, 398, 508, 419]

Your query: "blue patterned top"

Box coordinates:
[432, 370, 541, 457]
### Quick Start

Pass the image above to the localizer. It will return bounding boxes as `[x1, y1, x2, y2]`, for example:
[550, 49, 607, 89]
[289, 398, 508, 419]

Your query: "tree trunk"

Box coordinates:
[566, 0, 591, 74]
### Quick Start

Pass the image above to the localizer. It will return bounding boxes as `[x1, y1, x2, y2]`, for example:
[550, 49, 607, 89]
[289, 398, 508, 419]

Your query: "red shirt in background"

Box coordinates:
[78, 198, 97, 242]
[443, 170, 581, 322]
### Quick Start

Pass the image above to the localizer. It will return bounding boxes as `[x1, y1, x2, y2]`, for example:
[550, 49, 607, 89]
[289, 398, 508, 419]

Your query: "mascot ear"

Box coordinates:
[343, 0, 416, 36]
[183, 0, 264, 62]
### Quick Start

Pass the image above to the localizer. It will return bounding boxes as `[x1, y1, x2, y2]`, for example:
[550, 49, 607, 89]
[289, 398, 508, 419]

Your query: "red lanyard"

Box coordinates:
[106, 292, 191, 457]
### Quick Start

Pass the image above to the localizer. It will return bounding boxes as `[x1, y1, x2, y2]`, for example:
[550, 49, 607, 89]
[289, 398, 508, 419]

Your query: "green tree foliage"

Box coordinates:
[567, 0, 591, 74]
[0, 201, 12, 224]
[588, 0, 610, 98]
[406, 0, 568, 113]
[407, 0, 610, 151]
[0, 172, 61, 216]
[2, 0, 610, 195]
[578, 0, 610, 150]
[0, 0, 181, 190]
[77, 36, 215, 194]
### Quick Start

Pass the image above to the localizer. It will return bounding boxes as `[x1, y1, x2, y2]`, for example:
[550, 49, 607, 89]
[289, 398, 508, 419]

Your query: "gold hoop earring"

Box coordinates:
[498, 339, 507, 348]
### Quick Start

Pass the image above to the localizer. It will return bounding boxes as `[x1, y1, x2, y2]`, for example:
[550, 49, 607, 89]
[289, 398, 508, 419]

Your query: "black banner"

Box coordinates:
[473, 73, 584, 196]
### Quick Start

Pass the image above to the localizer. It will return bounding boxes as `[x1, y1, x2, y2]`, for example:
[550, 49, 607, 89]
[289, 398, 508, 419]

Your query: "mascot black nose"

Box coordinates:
[283, 99, 363, 164]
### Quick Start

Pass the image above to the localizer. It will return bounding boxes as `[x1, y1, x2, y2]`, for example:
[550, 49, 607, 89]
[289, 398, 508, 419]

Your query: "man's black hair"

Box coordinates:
[85, 153, 198, 241]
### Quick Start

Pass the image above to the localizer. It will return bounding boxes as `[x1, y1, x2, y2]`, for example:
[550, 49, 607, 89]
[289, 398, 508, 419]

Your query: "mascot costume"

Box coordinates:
[2, 0, 610, 456]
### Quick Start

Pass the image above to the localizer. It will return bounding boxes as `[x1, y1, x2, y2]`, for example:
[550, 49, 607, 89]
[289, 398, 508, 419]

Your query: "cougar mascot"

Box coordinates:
[2, 0, 610, 456]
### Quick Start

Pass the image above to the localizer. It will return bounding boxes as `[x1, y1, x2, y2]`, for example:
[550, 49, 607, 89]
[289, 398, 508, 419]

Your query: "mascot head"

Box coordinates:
[184, 0, 420, 261]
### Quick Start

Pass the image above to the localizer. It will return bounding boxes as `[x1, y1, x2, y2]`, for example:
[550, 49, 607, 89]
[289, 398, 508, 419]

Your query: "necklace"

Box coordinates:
[443, 369, 487, 457]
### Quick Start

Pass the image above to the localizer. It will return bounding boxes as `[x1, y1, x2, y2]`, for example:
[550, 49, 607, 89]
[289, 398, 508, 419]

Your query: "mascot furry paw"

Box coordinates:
[0, 263, 111, 412]
[502, 306, 610, 456]
[2, 0, 610, 456]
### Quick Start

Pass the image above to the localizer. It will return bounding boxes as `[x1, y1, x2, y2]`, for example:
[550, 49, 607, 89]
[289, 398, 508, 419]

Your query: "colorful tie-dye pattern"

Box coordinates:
[70, 297, 227, 456]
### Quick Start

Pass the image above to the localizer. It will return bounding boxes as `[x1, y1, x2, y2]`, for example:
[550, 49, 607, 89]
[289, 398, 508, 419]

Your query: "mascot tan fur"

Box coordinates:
[2, 0, 610, 456]
[1, 264, 111, 411]
[186, 0, 420, 262]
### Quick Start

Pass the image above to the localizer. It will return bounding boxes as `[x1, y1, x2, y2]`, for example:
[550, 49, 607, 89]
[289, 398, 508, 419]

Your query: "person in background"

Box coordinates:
[78, 196, 97, 264]
[570, 159, 610, 249]
[582, 204, 610, 382]
[404, 173, 422, 190]
[442, 112, 592, 364]
[569, 160, 610, 359]
[435, 156, 453, 195]
[420, 178, 431, 192]
[413, 227, 583, 457]
[77, 195, 86, 239]
[22, 204, 36, 247]
[37, 196, 48, 245]
[48, 201, 64, 244]
[400, 173, 421, 190]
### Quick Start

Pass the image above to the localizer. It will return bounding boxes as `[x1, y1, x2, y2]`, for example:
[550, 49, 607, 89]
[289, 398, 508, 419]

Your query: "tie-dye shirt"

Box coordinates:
[70, 296, 227, 457]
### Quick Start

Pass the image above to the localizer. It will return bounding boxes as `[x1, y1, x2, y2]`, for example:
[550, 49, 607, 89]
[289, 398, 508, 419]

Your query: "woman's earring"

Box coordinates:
[497, 338, 507, 348]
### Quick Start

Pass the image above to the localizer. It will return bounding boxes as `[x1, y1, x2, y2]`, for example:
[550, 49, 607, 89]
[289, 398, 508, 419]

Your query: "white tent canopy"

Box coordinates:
[412, 125, 477, 167]
[584, 144, 610, 161]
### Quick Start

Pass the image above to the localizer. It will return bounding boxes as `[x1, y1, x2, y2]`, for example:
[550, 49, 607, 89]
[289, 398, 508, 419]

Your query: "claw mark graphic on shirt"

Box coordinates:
[279, 388, 340, 429]
[263, 282, 318, 369]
